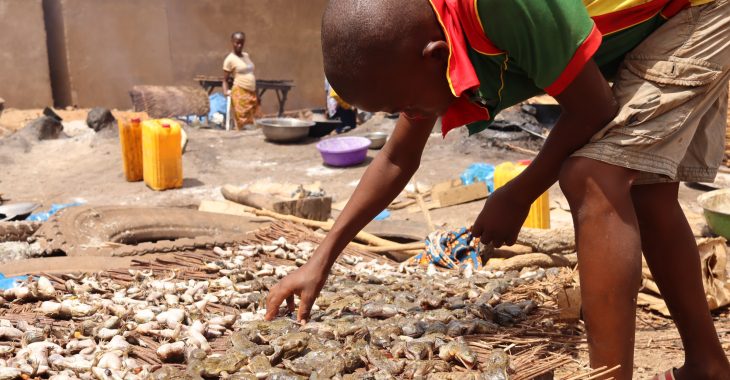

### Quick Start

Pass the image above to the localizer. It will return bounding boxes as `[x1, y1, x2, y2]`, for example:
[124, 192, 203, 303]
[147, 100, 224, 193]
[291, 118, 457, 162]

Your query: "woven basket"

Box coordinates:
[129, 85, 209, 119]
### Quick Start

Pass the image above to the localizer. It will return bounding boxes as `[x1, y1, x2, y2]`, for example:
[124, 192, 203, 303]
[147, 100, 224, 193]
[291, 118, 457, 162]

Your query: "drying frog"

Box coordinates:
[438, 338, 478, 369]
[368, 323, 402, 348]
[361, 302, 400, 319]
[406, 339, 435, 360]
[402, 360, 451, 379]
[364, 344, 405, 376]
[482, 349, 510, 380]
[269, 332, 309, 364]
[400, 319, 426, 338]
[246, 354, 272, 380]
[325, 295, 362, 317]
[200, 354, 247, 377]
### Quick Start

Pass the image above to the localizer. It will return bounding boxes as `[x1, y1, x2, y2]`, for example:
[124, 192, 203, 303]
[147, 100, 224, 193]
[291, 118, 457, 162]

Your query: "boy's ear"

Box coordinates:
[423, 40, 449, 62]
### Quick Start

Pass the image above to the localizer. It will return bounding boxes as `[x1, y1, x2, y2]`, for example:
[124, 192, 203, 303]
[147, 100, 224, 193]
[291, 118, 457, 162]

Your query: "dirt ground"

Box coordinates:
[1, 107, 729, 378]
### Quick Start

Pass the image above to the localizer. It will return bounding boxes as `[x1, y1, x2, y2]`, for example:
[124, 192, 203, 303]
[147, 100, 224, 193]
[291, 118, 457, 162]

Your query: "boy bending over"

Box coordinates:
[267, 0, 730, 378]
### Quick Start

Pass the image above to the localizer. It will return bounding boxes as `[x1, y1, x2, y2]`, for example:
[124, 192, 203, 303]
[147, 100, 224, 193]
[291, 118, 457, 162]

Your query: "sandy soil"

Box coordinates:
[1, 107, 728, 377]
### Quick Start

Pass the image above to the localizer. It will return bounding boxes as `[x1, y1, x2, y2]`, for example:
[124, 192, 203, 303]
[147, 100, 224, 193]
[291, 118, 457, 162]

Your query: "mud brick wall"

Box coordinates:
[0, 0, 54, 108]
[44, 0, 328, 113]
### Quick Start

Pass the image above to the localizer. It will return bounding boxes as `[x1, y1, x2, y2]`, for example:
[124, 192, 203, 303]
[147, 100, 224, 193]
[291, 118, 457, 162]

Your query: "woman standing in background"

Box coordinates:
[223, 31, 259, 129]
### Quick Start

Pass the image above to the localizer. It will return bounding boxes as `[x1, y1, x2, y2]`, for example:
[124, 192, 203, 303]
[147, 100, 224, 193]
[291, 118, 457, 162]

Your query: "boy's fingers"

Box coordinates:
[297, 294, 314, 322]
[264, 287, 287, 320]
[470, 225, 483, 239]
[286, 295, 295, 313]
[506, 234, 518, 246]
[479, 231, 493, 247]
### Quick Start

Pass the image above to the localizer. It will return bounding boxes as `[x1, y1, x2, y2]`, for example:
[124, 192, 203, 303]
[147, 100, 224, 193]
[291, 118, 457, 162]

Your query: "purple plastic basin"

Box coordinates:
[316, 136, 371, 167]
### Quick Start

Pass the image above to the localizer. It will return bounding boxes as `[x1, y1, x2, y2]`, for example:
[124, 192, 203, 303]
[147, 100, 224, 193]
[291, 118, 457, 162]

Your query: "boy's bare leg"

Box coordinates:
[559, 157, 642, 380]
[631, 182, 730, 380]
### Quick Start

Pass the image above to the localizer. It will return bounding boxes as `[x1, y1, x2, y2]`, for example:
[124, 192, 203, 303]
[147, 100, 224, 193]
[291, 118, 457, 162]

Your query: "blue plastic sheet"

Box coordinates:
[27, 202, 84, 222]
[0, 274, 28, 290]
[460, 163, 495, 192]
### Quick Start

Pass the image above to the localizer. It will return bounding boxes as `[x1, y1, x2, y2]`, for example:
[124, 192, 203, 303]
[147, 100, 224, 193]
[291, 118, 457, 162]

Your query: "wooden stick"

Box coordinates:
[416, 193, 436, 232]
[351, 241, 425, 252]
[406, 190, 432, 199]
[388, 199, 416, 210]
[570, 365, 620, 380]
[245, 204, 417, 249]
[503, 142, 538, 155]
[200, 200, 425, 253]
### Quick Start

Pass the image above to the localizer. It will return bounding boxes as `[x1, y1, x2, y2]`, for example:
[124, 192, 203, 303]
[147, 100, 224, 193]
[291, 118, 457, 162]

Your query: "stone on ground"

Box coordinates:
[86, 107, 116, 132]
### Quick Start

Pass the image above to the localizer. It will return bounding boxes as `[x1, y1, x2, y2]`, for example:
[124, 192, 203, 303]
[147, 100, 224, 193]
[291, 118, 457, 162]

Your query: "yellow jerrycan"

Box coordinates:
[119, 117, 144, 182]
[494, 160, 550, 229]
[142, 119, 183, 191]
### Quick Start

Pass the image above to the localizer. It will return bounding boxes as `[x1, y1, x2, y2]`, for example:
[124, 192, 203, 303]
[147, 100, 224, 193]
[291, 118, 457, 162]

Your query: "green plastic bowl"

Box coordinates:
[697, 189, 730, 240]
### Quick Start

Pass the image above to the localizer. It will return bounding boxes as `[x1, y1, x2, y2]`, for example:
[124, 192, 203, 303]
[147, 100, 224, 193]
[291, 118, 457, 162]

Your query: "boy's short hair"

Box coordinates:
[321, 0, 433, 98]
[231, 31, 245, 40]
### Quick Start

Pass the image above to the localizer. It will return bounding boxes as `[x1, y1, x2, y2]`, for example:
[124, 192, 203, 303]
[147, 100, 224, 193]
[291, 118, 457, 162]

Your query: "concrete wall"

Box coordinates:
[165, 0, 328, 114]
[0, 0, 53, 108]
[45, 0, 174, 109]
[44, 0, 328, 113]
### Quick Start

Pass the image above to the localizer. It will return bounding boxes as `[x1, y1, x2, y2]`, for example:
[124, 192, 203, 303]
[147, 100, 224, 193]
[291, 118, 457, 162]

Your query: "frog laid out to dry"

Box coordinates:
[438, 338, 479, 369]
[269, 332, 310, 364]
[482, 349, 511, 380]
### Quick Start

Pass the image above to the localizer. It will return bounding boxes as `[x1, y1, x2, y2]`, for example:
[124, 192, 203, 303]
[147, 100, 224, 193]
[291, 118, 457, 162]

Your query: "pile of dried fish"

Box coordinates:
[0, 236, 560, 379]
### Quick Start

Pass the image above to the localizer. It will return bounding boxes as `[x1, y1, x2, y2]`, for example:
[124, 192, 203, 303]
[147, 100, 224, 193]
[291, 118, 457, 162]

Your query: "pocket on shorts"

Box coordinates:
[625, 55, 723, 87]
[605, 56, 723, 141]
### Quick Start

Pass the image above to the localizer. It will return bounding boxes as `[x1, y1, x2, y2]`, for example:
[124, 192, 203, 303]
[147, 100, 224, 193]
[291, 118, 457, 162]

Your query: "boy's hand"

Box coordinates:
[471, 184, 532, 247]
[264, 262, 328, 322]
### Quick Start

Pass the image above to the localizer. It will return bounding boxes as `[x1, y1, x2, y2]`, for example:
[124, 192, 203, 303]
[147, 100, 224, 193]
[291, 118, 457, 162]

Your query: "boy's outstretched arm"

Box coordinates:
[265, 114, 436, 321]
[472, 60, 618, 247]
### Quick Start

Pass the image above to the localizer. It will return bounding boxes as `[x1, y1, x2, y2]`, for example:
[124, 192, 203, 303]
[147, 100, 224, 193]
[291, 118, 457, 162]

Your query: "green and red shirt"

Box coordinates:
[431, 0, 694, 136]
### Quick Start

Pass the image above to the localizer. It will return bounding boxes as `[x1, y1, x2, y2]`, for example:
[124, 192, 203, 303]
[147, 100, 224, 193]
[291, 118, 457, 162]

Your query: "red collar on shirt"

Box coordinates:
[428, 0, 491, 136]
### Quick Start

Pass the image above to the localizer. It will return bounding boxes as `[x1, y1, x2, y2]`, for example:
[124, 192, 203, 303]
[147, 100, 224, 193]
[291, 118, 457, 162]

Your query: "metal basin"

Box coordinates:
[0, 202, 40, 221]
[256, 118, 315, 143]
[698, 189, 730, 240]
[365, 132, 389, 150]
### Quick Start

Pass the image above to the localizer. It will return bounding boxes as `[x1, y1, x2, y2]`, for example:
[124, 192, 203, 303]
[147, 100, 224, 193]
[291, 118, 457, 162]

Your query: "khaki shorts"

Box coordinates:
[574, 0, 730, 184]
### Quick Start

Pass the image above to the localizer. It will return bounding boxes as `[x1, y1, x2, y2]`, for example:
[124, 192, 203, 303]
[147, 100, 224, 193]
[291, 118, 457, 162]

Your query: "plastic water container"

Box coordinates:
[494, 160, 550, 229]
[142, 119, 183, 191]
[119, 117, 144, 182]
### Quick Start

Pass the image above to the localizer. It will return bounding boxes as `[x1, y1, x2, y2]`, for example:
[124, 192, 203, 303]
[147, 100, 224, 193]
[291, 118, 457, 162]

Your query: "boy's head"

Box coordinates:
[322, 0, 454, 118]
[231, 32, 246, 54]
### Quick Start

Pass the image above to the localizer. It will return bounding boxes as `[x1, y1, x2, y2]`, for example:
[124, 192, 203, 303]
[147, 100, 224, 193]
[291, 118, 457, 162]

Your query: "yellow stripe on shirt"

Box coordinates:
[584, 0, 712, 17]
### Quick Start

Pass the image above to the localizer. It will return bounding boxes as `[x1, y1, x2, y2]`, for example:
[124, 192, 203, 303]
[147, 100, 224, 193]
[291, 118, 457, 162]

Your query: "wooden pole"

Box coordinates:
[247, 205, 419, 248]
[414, 182, 437, 232]
[200, 200, 427, 253]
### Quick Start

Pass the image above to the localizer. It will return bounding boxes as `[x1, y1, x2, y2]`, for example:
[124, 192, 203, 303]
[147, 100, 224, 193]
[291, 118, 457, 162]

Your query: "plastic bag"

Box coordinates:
[27, 202, 84, 222]
[0, 274, 28, 290]
[373, 209, 391, 221]
[460, 163, 495, 192]
[208, 93, 228, 121]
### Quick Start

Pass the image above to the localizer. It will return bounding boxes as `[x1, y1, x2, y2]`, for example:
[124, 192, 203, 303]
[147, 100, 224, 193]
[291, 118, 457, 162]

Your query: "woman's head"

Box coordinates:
[231, 32, 246, 54]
